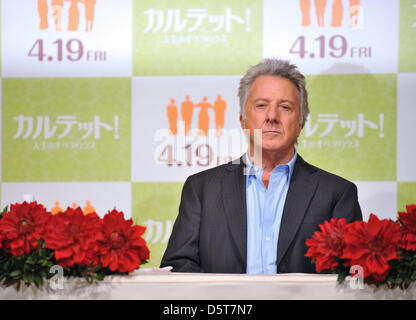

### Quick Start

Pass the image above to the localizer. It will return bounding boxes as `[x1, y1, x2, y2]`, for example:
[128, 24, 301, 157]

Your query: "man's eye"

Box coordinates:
[257, 104, 266, 108]
[281, 105, 290, 110]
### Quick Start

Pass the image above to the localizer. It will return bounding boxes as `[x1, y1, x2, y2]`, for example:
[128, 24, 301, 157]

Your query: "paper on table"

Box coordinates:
[133, 266, 173, 274]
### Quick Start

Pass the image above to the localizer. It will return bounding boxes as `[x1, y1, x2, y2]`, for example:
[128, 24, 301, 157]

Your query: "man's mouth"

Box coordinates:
[262, 130, 281, 134]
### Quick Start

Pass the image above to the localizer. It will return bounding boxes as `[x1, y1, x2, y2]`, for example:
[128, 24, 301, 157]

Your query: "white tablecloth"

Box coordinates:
[1, 270, 415, 300]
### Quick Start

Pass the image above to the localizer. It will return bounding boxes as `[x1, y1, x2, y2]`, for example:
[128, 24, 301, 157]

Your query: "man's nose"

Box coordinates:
[266, 105, 280, 123]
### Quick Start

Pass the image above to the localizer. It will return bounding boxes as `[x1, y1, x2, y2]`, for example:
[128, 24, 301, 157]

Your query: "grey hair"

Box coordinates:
[238, 58, 309, 127]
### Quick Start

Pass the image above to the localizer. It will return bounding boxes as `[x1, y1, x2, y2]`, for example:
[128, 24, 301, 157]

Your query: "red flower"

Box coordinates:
[0, 202, 51, 256]
[305, 218, 347, 273]
[44, 207, 101, 267]
[341, 214, 401, 282]
[96, 209, 149, 273]
[398, 204, 416, 251]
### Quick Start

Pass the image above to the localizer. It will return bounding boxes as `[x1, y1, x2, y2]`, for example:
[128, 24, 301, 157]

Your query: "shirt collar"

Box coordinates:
[244, 148, 298, 182]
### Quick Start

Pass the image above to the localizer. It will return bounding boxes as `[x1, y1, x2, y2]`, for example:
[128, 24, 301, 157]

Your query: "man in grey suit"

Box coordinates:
[160, 59, 362, 274]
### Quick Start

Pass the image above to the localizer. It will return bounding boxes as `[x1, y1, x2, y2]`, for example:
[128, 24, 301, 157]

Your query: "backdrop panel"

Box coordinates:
[1, 0, 415, 268]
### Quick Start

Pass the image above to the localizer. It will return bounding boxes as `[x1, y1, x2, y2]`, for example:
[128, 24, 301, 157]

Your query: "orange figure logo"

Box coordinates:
[37, 0, 98, 32]
[167, 99, 178, 135]
[330, 0, 344, 27]
[84, 0, 97, 32]
[349, 0, 361, 28]
[195, 97, 212, 137]
[38, 0, 49, 30]
[300, 0, 311, 26]
[300, 0, 361, 28]
[68, 0, 81, 31]
[181, 95, 194, 136]
[51, 0, 64, 31]
[167, 95, 227, 137]
[83, 200, 96, 215]
[51, 201, 63, 215]
[314, 0, 327, 27]
[52, 200, 96, 215]
[213, 95, 227, 137]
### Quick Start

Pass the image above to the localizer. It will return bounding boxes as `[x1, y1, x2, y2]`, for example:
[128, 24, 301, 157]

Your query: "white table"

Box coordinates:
[1, 270, 415, 300]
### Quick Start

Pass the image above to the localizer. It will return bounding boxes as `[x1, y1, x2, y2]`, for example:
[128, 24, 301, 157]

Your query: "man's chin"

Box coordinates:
[257, 141, 294, 154]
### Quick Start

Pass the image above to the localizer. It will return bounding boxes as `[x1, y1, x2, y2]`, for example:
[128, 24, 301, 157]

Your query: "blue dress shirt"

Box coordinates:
[245, 149, 297, 274]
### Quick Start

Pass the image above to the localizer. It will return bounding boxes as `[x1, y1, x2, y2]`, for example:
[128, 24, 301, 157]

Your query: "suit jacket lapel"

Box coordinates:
[221, 160, 247, 270]
[276, 156, 318, 269]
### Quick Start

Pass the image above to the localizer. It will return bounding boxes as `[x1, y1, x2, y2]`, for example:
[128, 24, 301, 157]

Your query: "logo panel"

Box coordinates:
[263, 0, 399, 74]
[132, 76, 246, 182]
[133, 0, 262, 75]
[2, 78, 131, 182]
[2, 0, 132, 77]
[298, 74, 396, 181]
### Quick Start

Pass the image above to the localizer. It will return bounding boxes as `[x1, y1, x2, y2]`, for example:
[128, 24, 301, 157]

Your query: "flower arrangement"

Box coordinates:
[305, 205, 416, 289]
[0, 201, 150, 288]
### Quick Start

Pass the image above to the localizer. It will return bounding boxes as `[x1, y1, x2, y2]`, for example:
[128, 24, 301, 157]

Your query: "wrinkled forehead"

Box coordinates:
[247, 75, 301, 104]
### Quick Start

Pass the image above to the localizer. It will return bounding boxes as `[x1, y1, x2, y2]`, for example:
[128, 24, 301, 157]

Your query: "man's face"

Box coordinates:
[240, 75, 302, 156]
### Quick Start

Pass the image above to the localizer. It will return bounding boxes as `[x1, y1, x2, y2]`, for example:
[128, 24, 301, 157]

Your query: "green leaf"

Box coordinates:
[34, 275, 43, 286]
[25, 256, 36, 265]
[337, 273, 347, 284]
[94, 273, 105, 281]
[9, 270, 22, 278]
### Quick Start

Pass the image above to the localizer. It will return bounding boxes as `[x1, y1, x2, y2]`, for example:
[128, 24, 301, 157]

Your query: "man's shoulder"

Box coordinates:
[187, 158, 242, 182]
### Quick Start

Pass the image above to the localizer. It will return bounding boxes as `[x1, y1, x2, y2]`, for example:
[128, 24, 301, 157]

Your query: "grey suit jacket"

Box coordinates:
[160, 154, 362, 273]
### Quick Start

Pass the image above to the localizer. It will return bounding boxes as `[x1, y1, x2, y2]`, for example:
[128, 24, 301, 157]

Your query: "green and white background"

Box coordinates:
[1, 0, 415, 267]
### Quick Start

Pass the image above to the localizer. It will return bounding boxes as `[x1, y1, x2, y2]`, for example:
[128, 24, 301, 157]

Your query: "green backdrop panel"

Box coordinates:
[398, 182, 416, 213]
[2, 78, 131, 182]
[399, 0, 416, 72]
[298, 74, 396, 182]
[133, 0, 263, 75]
[132, 182, 184, 268]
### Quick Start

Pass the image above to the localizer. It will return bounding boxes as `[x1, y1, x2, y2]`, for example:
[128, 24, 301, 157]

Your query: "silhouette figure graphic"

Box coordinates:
[68, 0, 81, 31]
[38, 0, 49, 30]
[181, 95, 194, 136]
[300, 0, 311, 26]
[213, 94, 227, 137]
[331, 0, 344, 27]
[84, 0, 97, 32]
[314, 0, 327, 27]
[349, 0, 361, 28]
[51, 0, 64, 31]
[51, 201, 63, 215]
[195, 97, 212, 136]
[83, 200, 96, 215]
[36, 0, 98, 32]
[167, 99, 178, 135]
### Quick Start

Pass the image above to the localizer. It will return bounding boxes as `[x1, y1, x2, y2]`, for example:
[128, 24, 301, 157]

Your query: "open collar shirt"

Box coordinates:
[245, 149, 297, 274]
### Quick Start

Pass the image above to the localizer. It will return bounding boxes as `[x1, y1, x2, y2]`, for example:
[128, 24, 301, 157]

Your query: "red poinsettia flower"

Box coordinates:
[44, 207, 101, 267]
[96, 209, 150, 273]
[398, 204, 416, 251]
[341, 214, 401, 282]
[305, 218, 347, 273]
[0, 201, 51, 256]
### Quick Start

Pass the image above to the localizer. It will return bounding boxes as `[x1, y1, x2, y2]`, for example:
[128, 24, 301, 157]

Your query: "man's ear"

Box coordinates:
[240, 115, 245, 129]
